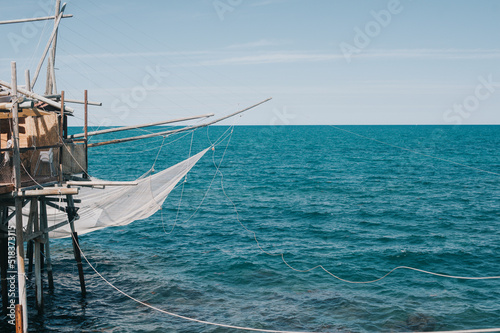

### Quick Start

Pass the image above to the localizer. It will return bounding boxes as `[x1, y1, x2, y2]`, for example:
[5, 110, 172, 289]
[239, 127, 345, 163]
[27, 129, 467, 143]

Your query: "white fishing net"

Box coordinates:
[45, 147, 209, 238]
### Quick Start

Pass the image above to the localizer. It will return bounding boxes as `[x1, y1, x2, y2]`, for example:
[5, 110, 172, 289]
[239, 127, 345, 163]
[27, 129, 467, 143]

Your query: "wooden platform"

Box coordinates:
[0, 183, 14, 195]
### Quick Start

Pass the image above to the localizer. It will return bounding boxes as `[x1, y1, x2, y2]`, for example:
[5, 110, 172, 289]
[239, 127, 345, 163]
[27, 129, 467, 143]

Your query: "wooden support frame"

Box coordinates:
[66, 195, 85, 296]
[39, 198, 53, 289]
[11, 61, 28, 333]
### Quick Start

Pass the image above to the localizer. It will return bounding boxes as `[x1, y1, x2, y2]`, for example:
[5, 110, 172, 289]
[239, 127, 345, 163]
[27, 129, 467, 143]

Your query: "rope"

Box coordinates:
[218, 169, 500, 283]
[70, 232, 312, 333]
[161, 126, 235, 229]
[162, 131, 195, 235]
[69, 232, 500, 333]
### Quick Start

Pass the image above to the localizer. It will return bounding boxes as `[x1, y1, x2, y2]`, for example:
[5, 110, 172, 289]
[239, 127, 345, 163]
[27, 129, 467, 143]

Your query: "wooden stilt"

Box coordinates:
[39, 199, 54, 289]
[15, 197, 27, 332]
[0, 231, 7, 315]
[71, 232, 86, 296]
[27, 199, 37, 274]
[66, 195, 85, 296]
[15, 304, 23, 333]
[40, 243, 45, 271]
[11, 61, 28, 333]
[26, 241, 33, 274]
[1, 206, 8, 315]
[32, 198, 43, 312]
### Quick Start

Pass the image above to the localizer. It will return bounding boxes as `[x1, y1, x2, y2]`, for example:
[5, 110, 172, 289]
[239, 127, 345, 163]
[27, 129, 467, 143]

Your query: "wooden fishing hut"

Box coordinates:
[0, 2, 272, 332]
[0, 2, 88, 332]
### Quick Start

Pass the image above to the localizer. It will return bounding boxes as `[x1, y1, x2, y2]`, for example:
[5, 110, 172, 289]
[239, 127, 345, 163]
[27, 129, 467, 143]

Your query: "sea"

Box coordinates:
[1, 125, 499, 333]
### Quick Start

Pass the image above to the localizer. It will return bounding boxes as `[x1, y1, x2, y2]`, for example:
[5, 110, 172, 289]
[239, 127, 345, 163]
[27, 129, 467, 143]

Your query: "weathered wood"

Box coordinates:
[66, 180, 138, 186]
[0, 184, 14, 195]
[65, 98, 101, 106]
[84, 90, 88, 141]
[48, 0, 61, 95]
[31, 6, 65, 91]
[32, 198, 43, 312]
[0, 14, 72, 25]
[0, 101, 34, 110]
[0, 89, 10, 96]
[11, 63, 21, 190]
[15, 197, 27, 333]
[15, 304, 22, 333]
[27, 241, 33, 273]
[45, 197, 81, 203]
[70, 113, 214, 139]
[0, 80, 74, 113]
[0, 108, 52, 119]
[16, 187, 78, 197]
[59, 91, 64, 183]
[62, 142, 87, 175]
[66, 195, 86, 296]
[12, 62, 28, 333]
[0, 213, 8, 314]
[39, 199, 54, 289]
[88, 98, 272, 147]
[60, 91, 64, 141]
[24, 70, 31, 93]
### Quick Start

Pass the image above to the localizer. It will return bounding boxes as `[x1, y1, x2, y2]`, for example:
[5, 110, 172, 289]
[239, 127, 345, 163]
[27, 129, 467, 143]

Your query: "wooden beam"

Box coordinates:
[88, 98, 272, 147]
[66, 180, 138, 186]
[45, 0, 61, 96]
[31, 8, 66, 91]
[0, 80, 74, 113]
[0, 108, 52, 119]
[0, 101, 34, 110]
[65, 98, 102, 106]
[0, 14, 72, 25]
[16, 187, 78, 197]
[70, 113, 214, 139]
[0, 184, 14, 195]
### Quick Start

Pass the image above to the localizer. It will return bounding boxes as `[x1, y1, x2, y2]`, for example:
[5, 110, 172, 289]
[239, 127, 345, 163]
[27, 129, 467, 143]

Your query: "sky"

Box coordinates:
[0, 0, 499, 126]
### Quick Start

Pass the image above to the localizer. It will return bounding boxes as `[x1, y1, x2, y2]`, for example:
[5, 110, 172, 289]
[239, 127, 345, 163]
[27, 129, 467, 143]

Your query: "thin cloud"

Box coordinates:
[201, 52, 343, 66]
[58, 48, 500, 67]
[249, 0, 290, 7]
[357, 49, 500, 60]
[225, 39, 289, 49]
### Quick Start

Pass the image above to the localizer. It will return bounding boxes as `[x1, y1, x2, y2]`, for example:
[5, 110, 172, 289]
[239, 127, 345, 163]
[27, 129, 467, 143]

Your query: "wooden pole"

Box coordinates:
[11, 62, 28, 333]
[84, 90, 88, 141]
[0, 80, 75, 113]
[31, 6, 65, 90]
[60, 91, 64, 183]
[84, 90, 88, 179]
[66, 195, 86, 296]
[26, 196, 35, 274]
[27, 241, 33, 274]
[70, 113, 214, 139]
[0, 211, 8, 314]
[31, 198, 43, 312]
[88, 98, 272, 147]
[60, 91, 65, 140]
[15, 304, 22, 333]
[45, 0, 60, 95]
[39, 199, 54, 289]
[0, 14, 73, 25]
[24, 70, 31, 93]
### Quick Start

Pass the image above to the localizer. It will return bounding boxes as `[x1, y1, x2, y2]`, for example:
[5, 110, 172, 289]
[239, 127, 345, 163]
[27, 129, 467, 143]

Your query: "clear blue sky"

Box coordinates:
[1, 0, 499, 126]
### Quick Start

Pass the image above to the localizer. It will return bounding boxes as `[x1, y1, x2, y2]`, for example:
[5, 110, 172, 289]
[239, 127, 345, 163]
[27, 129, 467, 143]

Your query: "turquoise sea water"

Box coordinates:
[2, 125, 500, 332]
